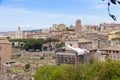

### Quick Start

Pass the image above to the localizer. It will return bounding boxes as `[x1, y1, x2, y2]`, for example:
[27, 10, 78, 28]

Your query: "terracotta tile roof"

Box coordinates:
[101, 45, 120, 51]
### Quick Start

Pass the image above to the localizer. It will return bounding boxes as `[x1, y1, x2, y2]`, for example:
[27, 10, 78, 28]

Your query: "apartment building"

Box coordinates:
[101, 45, 120, 61]
[55, 46, 96, 66]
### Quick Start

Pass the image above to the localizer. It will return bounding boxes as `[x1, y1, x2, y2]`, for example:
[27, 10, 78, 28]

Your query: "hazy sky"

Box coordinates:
[0, 0, 120, 32]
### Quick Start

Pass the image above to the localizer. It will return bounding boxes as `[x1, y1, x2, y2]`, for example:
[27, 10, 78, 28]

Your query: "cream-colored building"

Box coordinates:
[101, 45, 120, 61]
[50, 24, 66, 32]
[65, 35, 78, 48]
[100, 23, 120, 32]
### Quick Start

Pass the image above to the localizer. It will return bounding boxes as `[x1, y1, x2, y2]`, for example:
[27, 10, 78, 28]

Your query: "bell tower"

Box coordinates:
[16, 26, 23, 39]
[75, 19, 82, 33]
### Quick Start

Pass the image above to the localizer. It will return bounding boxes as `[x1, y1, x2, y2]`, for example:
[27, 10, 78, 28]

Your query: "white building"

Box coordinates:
[15, 26, 23, 39]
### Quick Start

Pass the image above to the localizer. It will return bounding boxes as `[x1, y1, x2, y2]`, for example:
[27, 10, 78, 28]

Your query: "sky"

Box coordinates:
[0, 0, 120, 32]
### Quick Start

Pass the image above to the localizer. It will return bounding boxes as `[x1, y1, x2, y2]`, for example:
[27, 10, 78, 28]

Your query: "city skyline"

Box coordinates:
[0, 0, 120, 32]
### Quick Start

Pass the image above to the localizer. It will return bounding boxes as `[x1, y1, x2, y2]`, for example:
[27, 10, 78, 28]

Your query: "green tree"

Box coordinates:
[9, 38, 45, 51]
[33, 57, 120, 80]
[42, 46, 48, 51]
[23, 38, 44, 51]
[70, 25, 74, 28]
[97, 58, 120, 80]
[25, 63, 30, 70]
[55, 42, 65, 48]
[33, 65, 57, 80]
[40, 56, 45, 60]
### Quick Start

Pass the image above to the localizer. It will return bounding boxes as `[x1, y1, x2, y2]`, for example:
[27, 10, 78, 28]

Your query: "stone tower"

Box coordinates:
[75, 19, 82, 33]
[0, 39, 11, 63]
[16, 26, 23, 39]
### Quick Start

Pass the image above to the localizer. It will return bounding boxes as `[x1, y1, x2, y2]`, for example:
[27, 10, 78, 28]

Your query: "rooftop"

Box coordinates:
[56, 52, 76, 56]
[0, 39, 10, 44]
[78, 38, 92, 43]
[101, 45, 120, 51]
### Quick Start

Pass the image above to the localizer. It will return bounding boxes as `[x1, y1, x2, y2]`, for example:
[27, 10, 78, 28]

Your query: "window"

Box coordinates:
[69, 43, 72, 46]
[116, 51, 119, 54]
[0, 46, 1, 50]
[113, 51, 115, 53]
[114, 56, 116, 59]
[109, 51, 111, 53]
[118, 57, 119, 59]
[106, 50, 108, 53]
